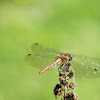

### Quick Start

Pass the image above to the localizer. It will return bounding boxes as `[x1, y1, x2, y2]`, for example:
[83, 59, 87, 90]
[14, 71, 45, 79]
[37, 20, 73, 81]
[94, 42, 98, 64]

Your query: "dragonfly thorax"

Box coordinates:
[58, 53, 73, 63]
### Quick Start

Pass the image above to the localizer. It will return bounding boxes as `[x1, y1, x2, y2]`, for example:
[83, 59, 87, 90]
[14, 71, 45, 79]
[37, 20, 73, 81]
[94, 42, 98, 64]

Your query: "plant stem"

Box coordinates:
[64, 72, 67, 100]
[64, 85, 67, 100]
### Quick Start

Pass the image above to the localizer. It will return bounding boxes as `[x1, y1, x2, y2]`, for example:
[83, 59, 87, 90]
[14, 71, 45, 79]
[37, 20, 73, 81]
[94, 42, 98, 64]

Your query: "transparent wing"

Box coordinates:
[25, 54, 58, 70]
[71, 54, 100, 79]
[25, 43, 60, 70]
[31, 43, 60, 56]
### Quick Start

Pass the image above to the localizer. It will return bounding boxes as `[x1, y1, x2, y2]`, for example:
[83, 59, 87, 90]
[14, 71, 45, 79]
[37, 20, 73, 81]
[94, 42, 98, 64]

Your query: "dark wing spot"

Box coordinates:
[94, 68, 98, 71]
[35, 43, 38, 45]
[28, 54, 31, 56]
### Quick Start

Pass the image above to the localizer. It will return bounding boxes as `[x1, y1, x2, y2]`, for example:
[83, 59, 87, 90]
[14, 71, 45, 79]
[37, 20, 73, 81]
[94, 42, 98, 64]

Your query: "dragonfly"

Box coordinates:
[25, 43, 100, 79]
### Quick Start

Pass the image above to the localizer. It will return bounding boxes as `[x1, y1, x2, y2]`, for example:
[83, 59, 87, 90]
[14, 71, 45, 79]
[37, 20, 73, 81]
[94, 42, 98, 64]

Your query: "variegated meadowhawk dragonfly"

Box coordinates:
[25, 43, 100, 79]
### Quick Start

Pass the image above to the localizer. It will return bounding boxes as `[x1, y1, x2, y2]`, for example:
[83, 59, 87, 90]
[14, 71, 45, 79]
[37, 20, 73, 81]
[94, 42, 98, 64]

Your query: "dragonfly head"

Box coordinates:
[58, 53, 73, 62]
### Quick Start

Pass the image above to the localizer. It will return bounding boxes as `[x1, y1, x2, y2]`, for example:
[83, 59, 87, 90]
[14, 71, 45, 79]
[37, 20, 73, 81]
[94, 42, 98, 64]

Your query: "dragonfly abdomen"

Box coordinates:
[39, 58, 62, 74]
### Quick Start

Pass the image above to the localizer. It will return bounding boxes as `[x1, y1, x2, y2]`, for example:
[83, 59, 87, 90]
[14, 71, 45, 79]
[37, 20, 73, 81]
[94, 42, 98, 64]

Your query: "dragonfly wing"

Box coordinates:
[25, 54, 58, 70]
[71, 54, 100, 79]
[31, 43, 60, 56]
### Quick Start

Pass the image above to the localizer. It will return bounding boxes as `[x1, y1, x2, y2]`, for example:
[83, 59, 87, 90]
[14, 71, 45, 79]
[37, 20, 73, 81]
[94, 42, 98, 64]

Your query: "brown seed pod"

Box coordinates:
[65, 92, 79, 100]
[67, 70, 75, 78]
[59, 77, 68, 86]
[59, 71, 66, 77]
[68, 82, 77, 90]
[64, 62, 71, 72]
[54, 84, 64, 96]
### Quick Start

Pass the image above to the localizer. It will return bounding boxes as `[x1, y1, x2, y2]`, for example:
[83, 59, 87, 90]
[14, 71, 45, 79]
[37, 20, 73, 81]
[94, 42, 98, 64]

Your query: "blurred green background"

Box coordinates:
[0, 0, 100, 100]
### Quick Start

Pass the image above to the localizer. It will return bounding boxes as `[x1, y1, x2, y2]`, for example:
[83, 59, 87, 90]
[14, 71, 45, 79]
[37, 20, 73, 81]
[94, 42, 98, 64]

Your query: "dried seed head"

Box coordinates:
[54, 84, 64, 96]
[57, 88, 64, 96]
[65, 92, 79, 100]
[64, 62, 71, 72]
[68, 82, 77, 90]
[59, 77, 68, 86]
[59, 71, 65, 77]
[67, 70, 75, 78]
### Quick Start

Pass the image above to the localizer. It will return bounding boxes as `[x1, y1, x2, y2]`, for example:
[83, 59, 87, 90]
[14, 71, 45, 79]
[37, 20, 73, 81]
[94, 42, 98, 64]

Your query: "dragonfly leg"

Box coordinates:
[58, 63, 64, 72]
